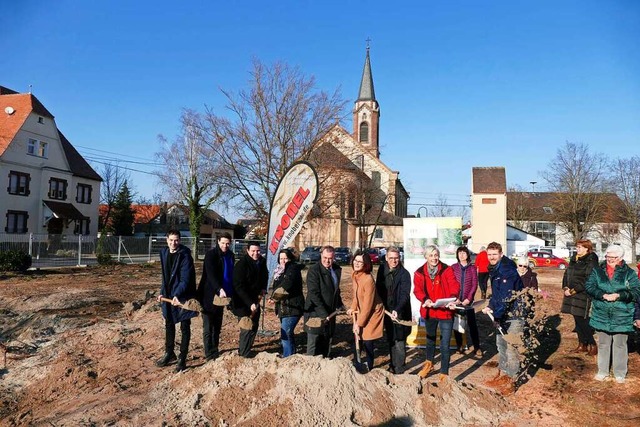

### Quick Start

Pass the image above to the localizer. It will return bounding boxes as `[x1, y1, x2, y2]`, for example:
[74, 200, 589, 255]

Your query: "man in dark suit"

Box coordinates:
[304, 245, 344, 357]
[156, 229, 198, 372]
[375, 246, 412, 374]
[197, 231, 234, 361]
[231, 241, 268, 357]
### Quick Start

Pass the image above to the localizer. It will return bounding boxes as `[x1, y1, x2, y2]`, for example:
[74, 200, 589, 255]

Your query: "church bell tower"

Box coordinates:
[353, 44, 380, 159]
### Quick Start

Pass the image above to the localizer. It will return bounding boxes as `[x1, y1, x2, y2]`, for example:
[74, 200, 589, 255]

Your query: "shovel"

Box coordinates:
[159, 297, 201, 312]
[305, 309, 346, 328]
[485, 310, 505, 336]
[384, 310, 417, 327]
[352, 312, 368, 373]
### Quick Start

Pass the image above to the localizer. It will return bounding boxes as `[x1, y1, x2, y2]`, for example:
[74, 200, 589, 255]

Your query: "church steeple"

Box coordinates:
[357, 44, 376, 102]
[353, 42, 380, 158]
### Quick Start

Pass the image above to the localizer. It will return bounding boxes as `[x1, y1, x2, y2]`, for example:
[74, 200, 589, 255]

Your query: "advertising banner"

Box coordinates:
[266, 161, 318, 288]
[403, 217, 463, 347]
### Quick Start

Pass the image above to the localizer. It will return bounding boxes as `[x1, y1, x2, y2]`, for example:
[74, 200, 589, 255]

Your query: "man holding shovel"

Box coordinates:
[197, 232, 234, 361]
[304, 246, 344, 357]
[156, 229, 198, 372]
[481, 241, 524, 395]
[375, 246, 412, 374]
[231, 241, 268, 358]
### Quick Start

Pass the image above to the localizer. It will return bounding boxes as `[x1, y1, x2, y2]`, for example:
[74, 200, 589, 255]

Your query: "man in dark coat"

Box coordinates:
[156, 229, 198, 372]
[231, 241, 268, 357]
[197, 231, 234, 361]
[304, 245, 344, 357]
[375, 246, 411, 374]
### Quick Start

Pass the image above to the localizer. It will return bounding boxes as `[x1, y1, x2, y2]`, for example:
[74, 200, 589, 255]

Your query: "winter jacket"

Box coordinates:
[351, 271, 384, 340]
[271, 262, 305, 319]
[197, 245, 235, 312]
[475, 250, 489, 274]
[413, 262, 460, 320]
[561, 252, 599, 318]
[231, 254, 268, 317]
[487, 256, 524, 321]
[376, 262, 412, 340]
[520, 268, 538, 290]
[304, 262, 343, 336]
[159, 244, 198, 324]
[450, 262, 478, 302]
[585, 260, 640, 334]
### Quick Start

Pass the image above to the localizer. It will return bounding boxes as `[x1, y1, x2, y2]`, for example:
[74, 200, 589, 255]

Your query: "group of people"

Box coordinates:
[154, 229, 640, 392]
[561, 240, 640, 384]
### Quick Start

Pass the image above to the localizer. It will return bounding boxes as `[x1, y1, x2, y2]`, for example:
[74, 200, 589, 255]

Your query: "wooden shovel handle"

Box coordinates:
[160, 297, 179, 305]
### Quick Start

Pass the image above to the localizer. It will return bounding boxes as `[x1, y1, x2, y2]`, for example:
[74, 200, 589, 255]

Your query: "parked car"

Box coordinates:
[334, 247, 352, 265]
[367, 248, 381, 264]
[527, 251, 568, 269]
[300, 246, 321, 264]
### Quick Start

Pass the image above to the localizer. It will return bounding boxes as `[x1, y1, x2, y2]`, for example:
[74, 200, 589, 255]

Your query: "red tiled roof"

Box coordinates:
[472, 167, 506, 194]
[0, 93, 33, 156]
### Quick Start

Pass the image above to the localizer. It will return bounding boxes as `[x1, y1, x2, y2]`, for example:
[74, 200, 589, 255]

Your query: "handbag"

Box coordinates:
[453, 312, 467, 333]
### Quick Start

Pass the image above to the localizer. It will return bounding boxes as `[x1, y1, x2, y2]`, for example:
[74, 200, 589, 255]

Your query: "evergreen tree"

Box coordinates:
[110, 181, 135, 236]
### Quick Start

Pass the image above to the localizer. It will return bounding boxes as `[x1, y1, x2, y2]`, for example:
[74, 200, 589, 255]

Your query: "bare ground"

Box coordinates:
[1, 263, 639, 426]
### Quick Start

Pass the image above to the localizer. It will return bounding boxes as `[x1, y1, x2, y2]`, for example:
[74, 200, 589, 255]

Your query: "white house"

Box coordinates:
[0, 86, 102, 237]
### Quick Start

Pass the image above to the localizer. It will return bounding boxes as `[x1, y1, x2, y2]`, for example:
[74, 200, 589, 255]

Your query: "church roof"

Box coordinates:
[357, 48, 376, 102]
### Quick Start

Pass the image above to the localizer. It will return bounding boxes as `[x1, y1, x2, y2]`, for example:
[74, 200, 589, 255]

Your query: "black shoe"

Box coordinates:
[205, 351, 219, 361]
[387, 366, 396, 374]
[156, 352, 177, 367]
[175, 359, 187, 372]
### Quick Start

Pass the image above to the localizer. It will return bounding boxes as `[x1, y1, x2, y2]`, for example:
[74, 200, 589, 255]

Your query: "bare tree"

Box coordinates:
[507, 185, 533, 230]
[155, 110, 225, 247]
[612, 156, 640, 262]
[200, 59, 347, 224]
[431, 193, 454, 217]
[99, 162, 130, 232]
[542, 142, 611, 241]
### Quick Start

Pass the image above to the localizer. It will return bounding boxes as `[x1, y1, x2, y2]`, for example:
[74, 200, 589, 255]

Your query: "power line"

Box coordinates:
[87, 158, 157, 175]
[83, 154, 163, 167]
[75, 144, 157, 162]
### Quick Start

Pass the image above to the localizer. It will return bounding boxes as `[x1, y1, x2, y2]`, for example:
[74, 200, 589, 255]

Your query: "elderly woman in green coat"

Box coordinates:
[585, 244, 640, 384]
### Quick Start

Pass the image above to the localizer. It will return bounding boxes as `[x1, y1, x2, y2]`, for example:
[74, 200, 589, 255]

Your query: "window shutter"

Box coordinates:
[26, 175, 31, 196]
[88, 186, 92, 204]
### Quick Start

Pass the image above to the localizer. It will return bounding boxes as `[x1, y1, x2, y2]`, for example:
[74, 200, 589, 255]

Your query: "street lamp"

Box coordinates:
[530, 181, 537, 192]
[417, 206, 428, 218]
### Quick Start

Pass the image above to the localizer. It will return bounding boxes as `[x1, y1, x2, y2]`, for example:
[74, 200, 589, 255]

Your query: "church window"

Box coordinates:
[371, 171, 381, 189]
[359, 122, 369, 143]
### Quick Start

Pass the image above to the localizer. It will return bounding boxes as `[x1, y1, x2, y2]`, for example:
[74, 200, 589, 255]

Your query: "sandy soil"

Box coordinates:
[1, 263, 640, 426]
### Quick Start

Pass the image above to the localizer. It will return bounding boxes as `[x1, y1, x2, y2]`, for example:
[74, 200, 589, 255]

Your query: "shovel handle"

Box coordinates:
[160, 297, 179, 306]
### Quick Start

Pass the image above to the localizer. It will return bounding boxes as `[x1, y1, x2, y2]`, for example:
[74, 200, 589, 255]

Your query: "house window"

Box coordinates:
[373, 228, 383, 239]
[5, 210, 29, 233]
[27, 138, 48, 157]
[74, 218, 90, 235]
[48, 178, 67, 200]
[543, 206, 553, 214]
[76, 184, 92, 204]
[7, 171, 30, 196]
[38, 116, 44, 124]
[359, 122, 369, 143]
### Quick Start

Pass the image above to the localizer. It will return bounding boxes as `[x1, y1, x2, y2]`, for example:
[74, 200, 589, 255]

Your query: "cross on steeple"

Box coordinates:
[365, 37, 372, 50]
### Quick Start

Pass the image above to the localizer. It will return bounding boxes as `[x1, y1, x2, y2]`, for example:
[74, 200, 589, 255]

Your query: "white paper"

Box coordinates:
[432, 297, 456, 308]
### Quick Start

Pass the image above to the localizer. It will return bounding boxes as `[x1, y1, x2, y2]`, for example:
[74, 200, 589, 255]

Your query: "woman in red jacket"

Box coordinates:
[413, 245, 460, 381]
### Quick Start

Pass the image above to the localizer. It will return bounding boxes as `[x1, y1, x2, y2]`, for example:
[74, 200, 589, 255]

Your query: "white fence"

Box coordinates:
[0, 234, 266, 268]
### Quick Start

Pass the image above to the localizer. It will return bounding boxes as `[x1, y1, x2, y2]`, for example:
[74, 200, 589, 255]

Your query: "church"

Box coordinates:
[298, 47, 409, 250]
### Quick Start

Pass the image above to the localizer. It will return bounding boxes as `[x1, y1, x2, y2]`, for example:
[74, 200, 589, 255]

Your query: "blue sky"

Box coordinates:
[2, 0, 639, 220]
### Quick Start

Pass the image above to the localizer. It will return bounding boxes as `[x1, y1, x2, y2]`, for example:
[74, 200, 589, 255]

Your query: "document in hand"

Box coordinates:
[432, 297, 456, 308]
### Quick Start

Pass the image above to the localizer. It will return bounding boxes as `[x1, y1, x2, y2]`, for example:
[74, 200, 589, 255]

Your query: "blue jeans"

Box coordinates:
[280, 316, 300, 357]
[424, 318, 453, 374]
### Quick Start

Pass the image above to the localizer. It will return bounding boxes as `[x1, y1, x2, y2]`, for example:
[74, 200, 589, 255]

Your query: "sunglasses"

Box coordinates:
[517, 264, 527, 267]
